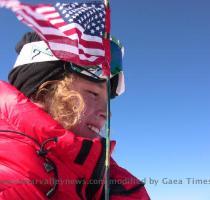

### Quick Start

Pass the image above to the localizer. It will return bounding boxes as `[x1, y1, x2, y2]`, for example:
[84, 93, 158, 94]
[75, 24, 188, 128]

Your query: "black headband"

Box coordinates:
[8, 61, 119, 98]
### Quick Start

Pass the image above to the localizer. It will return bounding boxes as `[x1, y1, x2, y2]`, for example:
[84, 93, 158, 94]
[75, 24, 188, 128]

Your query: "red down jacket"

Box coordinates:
[0, 81, 150, 200]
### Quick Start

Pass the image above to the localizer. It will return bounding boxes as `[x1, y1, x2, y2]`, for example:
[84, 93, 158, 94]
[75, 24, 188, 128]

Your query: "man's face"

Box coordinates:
[70, 75, 107, 139]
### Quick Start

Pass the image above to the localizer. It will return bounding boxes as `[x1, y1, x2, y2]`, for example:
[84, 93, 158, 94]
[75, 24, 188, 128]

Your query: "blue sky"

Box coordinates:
[1, 0, 210, 199]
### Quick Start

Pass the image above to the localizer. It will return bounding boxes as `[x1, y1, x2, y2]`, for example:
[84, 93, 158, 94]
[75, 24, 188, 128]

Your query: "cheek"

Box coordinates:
[82, 97, 96, 116]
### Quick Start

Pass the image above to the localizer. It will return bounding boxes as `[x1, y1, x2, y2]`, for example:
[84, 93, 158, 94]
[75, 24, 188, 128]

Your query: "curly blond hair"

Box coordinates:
[32, 74, 85, 129]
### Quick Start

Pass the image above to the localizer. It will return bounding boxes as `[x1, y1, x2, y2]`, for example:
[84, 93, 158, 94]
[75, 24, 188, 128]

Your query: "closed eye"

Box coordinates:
[88, 90, 98, 97]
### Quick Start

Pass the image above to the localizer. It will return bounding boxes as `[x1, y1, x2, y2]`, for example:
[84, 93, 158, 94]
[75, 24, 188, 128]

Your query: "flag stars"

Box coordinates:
[74, 14, 79, 19]
[99, 13, 103, 17]
[57, 2, 106, 37]
[55, 2, 60, 7]
[64, 4, 71, 9]
[90, 29, 95, 34]
[82, 7, 87, 11]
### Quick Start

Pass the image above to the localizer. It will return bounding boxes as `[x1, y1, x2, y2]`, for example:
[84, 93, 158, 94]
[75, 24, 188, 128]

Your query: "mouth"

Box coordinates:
[87, 124, 100, 135]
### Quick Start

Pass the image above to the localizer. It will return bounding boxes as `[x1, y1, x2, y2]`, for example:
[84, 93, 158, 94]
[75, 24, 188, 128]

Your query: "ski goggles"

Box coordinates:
[66, 37, 125, 98]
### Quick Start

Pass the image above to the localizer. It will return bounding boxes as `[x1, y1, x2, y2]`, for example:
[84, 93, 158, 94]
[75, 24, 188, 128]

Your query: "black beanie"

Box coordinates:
[8, 32, 67, 97]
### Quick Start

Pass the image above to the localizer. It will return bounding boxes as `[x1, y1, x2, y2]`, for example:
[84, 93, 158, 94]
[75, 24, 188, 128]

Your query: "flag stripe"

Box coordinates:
[48, 42, 99, 61]
[3, 1, 108, 67]
[36, 6, 56, 13]
[17, 10, 66, 36]
[44, 12, 60, 19]
[23, 5, 103, 43]
[51, 49, 104, 64]
[18, 9, 104, 50]
[43, 34, 104, 50]
[20, 6, 105, 53]
[16, 9, 105, 60]
[50, 18, 65, 24]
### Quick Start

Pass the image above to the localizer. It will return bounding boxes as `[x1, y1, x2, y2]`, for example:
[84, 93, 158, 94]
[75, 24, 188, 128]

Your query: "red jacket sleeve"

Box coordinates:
[109, 158, 150, 200]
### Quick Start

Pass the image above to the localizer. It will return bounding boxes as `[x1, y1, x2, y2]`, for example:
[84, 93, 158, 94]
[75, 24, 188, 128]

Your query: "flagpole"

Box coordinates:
[104, 0, 111, 199]
[105, 78, 111, 200]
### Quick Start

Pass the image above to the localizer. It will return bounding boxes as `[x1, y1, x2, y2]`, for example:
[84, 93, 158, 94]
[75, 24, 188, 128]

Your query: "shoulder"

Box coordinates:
[0, 130, 52, 198]
[109, 157, 150, 200]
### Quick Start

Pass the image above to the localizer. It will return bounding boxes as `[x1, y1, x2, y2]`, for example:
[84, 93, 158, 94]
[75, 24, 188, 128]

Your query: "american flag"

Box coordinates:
[0, 0, 110, 74]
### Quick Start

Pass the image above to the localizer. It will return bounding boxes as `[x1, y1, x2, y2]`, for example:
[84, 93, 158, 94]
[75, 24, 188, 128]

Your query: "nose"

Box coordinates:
[95, 92, 108, 125]
[95, 101, 107, 125]
[98, 110, 107, 120]
[94, 110, 107, 129]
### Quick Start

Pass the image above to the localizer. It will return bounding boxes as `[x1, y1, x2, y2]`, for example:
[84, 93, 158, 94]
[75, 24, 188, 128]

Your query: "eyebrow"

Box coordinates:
[96, 81, 107, 89]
